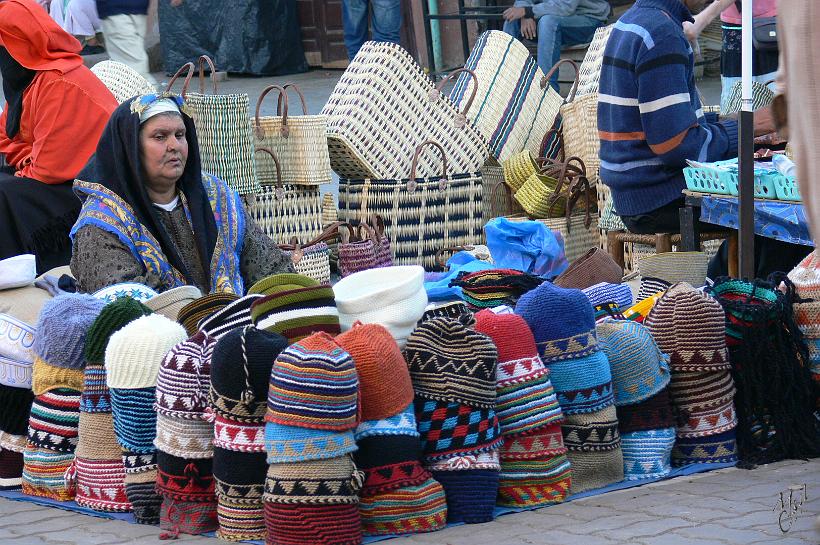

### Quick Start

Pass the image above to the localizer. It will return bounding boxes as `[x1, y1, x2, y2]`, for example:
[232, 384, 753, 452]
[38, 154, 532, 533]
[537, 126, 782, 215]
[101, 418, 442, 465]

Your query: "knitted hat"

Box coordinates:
[644, 283, 731, 371]
[73, 457, 132, 511]
[155, 414, 214, 458]
[554, 247, 623, 290]
[620, 427, 676, 481]
[515, 282, 600, 363]
[623, 292, 663, 323]
[27, 389, 81, 452]
[427, 450, 500, 471]
[85, 297, 153, 365]
[121, 450, 157, 474]
[637, 277, 671, 303]
[198, 294, 263, 340]
[414, 397, 502, 462]
[359, 478, 448, 536]
[333, 266, 428, 348]
[430, 468, 499, 524]
[210, 327, 288, 423]
[638, 251, 710, 289]
[263, 455, 362, 504]
[497, 452, 572, 507]
[0, 448, 23, 490]
[213, 413, 265, 453]
[543, 351, 614, 415]
[597, 320, 671, 406]
[617, 387, 676, 434]
[144, 285, 202, 321]
[669, 370, 736, 413]
[177, 293, 240, 337]
[105, 314, 188, 389]
[495, 373, 563, 437]
[264, 422, 357, 464]
[155, 331, 216, 420]
[354, 435, 422, 471]
[32, 293, 106, 370]
[405, 317, 498, 409]
[79, 364, 112, 414]
[266, 332, 358, 431]
[562, 405, 624, 494]
[336, 323, 413, 421]
[788, 251, 820, 299]
[125, 474, 162, 524]
[354, 403, 420, 441]
[0, 384, 34, 435]
[358, 458, 430, 497]
[155, 450, 216, 502]
[22, 447, 76, 501]
[92, 282, 158, 304]
[75, 412, 121, 460]
[31, 357, 84, 395]
[501, 421, 567, 461]
[420, 301, 473, 325]
[263, 502, 362, 545]
[0, 354, 32, 390]
[671, 428, 738, 465]
[0, 431, 26, 453]
[449, 268, 544, 310]
[674, 396, 737, 439]
[582, 282, 633, 310]
[160, 500, 219, 538]
[110, 388, 158, 453]
[590, 302, 625, 323]
[249, 274, 340, 344]
[0, 313, 36, 365]
[214, 449, 267, 541]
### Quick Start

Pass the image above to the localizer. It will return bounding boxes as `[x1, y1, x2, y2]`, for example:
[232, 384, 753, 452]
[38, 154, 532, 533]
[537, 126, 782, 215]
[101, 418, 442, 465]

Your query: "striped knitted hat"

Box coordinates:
[543, 351, 614, 415]
[644, 283, 731, 371]
[354, 403, 420, 441]
[449, 268, 544, 310]
[420, 301, 473, 325]
[27, 389, 81, 452]
[621, 427, 676, 480]
[562, 405, 624, 494]
[264, 455, 362, 504]
[110, 388, 157, 453]
[75, 411, 121, 460]
[515, 282, 600, 363]
[263, 502, 362, 545]
[501, 421, 567, 460]
[404, 317, 498, 409]
[91, 282, 157, 305]
[359, 477, 447, 536]
[249, 274, 340, 343]
[177, 293, 240, 338]
[637, 277, 671, 303]
[32, 293, 106, 370]
[497, 451, 572, 507]
[155, 413, 214, 459]
[337, 323, 413, 421]
[198, 294, 262, 340]
[22, 447, 76, 501]
[582, 282, 633, 310]
[0, 448, 23, 490]
[617, 386, 676, 434]
[213, 413, 265, 453]
[213, 447, 267, 541]
[0, 384, 34, 436]
[79, 363, 112, 414]
[671, 428, 738, 465]
[788, 251, 820, 299]
[85, 297, 153, 365]
[155, 331, 216, 420]
[623, 292, 664, 324]
[144, 285, 202, 321]
[210, 327, 288, 424]
[155, 450, 216, 502]
[0, 431, 25, 454]
[125, 472, 162, 524]
[554, 247, 624, 290]
[414, 397, 502, 462]
[430, 468, 499, 524]
[73, 457, 131, 512]
[31, 357, 84, 395]
[669, 370, 736, 415]
[264, 422, 357, 464]
[597, 320, 671, 406]
[266, 332, 358, 431]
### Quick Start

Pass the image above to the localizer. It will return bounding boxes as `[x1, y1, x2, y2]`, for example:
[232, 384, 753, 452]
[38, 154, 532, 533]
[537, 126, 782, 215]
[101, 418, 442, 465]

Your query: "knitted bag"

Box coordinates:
[32, 293, 106, 370]
[177, 292, 240, 337]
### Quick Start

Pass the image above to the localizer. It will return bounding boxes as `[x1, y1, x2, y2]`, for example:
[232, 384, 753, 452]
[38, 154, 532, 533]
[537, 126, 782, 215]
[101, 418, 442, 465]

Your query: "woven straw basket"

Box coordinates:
[91, 60, 156, 104]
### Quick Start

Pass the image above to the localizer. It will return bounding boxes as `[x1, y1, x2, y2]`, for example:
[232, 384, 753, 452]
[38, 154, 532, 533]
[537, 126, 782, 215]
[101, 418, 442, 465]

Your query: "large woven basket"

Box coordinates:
[322, 41, 489, 179]
[91, 60, 156, 104]
[449, 30, 562, 162]
[576, 24, 614, 97]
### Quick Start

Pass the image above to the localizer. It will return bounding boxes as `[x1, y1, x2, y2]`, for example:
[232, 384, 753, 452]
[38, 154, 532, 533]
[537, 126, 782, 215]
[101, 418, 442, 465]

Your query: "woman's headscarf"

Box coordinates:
[76, 94, 219, 286]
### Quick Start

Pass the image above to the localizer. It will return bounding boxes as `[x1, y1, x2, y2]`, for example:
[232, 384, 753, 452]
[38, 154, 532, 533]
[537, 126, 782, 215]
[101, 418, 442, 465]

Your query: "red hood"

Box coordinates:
[0, 0, 83, 73]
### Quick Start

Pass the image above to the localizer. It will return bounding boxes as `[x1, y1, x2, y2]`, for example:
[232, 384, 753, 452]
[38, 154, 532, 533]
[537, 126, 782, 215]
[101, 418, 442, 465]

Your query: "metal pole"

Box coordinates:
[738, 0, 755, 278]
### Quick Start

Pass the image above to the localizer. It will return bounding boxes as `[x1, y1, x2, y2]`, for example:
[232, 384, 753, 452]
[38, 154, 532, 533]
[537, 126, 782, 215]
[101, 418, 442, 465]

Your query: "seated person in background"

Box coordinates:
[503, 0, 610, 89]
[70, 94, 293, 295]
[0, 0, 117, 273]
[598, 0, 807, 279]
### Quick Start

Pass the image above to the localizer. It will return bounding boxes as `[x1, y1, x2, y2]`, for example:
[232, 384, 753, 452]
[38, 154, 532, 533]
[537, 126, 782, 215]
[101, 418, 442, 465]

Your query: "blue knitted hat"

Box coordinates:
[263, 422, 357, 464]
[671, 428, 738, 466]
[515, 282, 598, 363]
[430, 468, 499, 524]
[545, 350, 614, 415]
[32, 293, 107, 370]
[620, 427, 675, 480]
[109, 387, 157, 453]
[354, 403, 419, 441]
[582, 282, 633, 310]
[597, 320, 671, 407]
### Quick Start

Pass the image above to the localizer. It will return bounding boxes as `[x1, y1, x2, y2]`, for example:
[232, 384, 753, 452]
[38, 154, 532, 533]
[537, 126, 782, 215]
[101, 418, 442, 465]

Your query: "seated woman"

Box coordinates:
[0, 0, 118, 273]
[70, 93, 293, 295]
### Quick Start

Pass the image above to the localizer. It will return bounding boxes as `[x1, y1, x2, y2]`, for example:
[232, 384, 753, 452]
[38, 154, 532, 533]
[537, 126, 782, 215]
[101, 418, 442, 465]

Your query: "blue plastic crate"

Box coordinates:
[773, 175, 801, 201]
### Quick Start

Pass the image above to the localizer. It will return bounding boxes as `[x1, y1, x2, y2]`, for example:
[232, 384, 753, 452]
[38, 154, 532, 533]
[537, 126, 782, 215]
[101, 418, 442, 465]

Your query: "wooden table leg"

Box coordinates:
[607, 231, 625, 270]
[678, 204, 699, 251]
[728, 231, 739, 278]
[656, 233, 673, 254]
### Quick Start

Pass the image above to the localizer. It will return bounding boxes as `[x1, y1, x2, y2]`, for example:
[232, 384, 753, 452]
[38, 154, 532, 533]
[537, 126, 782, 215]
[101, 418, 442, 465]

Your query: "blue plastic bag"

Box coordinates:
[484, 217, 568, 278]
[424, 256, 494, 301]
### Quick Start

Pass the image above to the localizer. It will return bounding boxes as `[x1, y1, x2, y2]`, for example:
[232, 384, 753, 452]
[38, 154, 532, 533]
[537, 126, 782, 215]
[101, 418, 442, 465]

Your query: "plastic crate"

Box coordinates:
[773, 175, 801, 201]
[684, 167, 734, 195]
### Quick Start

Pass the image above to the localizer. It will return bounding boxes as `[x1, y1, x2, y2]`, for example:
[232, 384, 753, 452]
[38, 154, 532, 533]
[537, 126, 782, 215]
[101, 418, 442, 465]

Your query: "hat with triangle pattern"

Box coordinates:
[620, 427, 676, 480]
[563, 405, 624, 494]
[263, 454, 362, 504]
[264, 422, 357, 464]
[497, 451, 572, 508]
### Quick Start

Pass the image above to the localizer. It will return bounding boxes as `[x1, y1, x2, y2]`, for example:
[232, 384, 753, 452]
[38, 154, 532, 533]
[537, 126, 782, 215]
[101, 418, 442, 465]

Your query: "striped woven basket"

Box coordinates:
[576, 24, 614, 97]
[91, 60, 156, 104]
[449, 30, 563, 162]
[321, 41, 488, 179]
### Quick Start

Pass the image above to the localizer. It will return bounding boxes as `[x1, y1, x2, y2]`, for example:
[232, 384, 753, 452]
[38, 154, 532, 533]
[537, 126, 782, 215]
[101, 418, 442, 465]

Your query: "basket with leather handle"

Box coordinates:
[277, 222, 347, 285]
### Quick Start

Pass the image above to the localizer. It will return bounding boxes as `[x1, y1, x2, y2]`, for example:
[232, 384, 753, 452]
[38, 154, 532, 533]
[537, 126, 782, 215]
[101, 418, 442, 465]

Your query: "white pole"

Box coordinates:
[738, 0, 755, 277]
[741, 0, 753, 112]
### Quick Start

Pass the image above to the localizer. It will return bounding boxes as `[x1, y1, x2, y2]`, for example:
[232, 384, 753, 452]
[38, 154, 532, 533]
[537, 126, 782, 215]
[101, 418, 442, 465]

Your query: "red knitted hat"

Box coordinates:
[263, 502, 362, 545]
[473, 310, 546, 386]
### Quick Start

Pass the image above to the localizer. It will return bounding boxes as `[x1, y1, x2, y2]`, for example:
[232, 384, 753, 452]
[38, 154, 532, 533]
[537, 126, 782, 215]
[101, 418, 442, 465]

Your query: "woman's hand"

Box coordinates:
[521, 18, 537, 40]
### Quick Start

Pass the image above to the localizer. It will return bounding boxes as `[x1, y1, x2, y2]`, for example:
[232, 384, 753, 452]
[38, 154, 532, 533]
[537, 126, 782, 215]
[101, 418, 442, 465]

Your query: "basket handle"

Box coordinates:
[255, 84, 288, 139]
[490, 179, 516, 219]
[339, 222, 361, 244]
[254, 147, 284, 199]
[166, 62, 195, 98]
[362, 214, 386, 239]
[279, 221, 347, 251]
[542, 59, 580, 103]
[539, 127, 565, 163]
[435, 245, 477, 270]
[432, 68, 479, 127]
[409, 140, 449, 188]
[277, 83, 309, 116]
[197, 55, 218, 94]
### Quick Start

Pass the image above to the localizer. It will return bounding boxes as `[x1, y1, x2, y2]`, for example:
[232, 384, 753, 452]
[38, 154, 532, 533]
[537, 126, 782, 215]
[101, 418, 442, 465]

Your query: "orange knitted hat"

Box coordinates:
[336, 322, 413, 421]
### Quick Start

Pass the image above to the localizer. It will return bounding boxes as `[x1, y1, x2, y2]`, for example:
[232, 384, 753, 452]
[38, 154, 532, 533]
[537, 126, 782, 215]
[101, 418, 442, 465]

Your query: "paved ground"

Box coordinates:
[0, 458, 817, 545]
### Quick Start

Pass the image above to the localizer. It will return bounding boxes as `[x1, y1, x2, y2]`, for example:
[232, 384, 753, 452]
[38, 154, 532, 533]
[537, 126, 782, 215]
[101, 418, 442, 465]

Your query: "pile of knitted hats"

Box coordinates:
[516, 282, 623, 493]
[787, 253, 820, 423]
[338, 322, 446, 536]
[597, 320, 675, 480]
[263, 332, 362, 545]
[448, 269, 543, 311]
[645, 283, 738, 466]
[474, 310, 570, 507]
[71, 297, 152, 512]
[24, 293, 106, 500]
[106, 311, 188, 523]
[405, 316, 502, 524]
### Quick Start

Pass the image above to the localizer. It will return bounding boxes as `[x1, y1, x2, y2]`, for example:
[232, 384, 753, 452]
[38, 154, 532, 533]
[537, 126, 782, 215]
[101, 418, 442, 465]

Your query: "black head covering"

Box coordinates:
[0, 46, 36, 138]
[76, 95, 218, 286]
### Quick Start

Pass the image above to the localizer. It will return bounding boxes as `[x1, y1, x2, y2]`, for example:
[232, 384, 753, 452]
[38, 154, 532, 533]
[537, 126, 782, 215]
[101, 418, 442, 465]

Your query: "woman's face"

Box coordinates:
[139, 113, 188, 195]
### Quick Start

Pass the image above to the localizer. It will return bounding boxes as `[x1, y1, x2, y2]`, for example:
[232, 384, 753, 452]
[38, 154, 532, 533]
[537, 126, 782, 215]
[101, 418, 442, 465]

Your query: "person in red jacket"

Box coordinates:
[0, 0, 117, 273]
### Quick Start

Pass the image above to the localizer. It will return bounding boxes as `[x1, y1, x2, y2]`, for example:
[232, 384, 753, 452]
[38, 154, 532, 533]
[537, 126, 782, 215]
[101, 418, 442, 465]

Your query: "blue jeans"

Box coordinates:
[504, 15, 603, 90]
[342, 0, 402, 61]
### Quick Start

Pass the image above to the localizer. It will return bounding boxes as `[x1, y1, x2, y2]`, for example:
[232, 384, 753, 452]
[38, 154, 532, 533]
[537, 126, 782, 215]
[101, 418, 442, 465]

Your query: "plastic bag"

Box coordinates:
[485, 217, 568, 278]
[424, 257, 494, 302]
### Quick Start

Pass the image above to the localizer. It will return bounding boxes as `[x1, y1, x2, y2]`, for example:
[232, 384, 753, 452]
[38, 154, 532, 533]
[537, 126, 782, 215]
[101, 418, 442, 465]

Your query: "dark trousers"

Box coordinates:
[619, 198, 809, 280]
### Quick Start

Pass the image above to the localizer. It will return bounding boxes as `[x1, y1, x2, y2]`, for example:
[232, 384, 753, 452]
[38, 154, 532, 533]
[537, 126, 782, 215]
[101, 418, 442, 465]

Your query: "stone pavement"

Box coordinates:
[0, 458, 818, 545]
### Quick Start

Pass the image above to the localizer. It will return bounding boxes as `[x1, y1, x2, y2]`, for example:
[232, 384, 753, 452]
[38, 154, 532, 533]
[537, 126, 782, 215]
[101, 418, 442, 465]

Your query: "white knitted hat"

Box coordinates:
[105, 314, 188, 389]
[144, 285, 202, 321]
[332, 266, 427, 349]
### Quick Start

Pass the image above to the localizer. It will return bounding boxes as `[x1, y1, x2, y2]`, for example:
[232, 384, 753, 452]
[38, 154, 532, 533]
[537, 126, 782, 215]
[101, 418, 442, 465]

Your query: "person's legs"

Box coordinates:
[342, 0, 370, 60]
[370, 0, 402, 46]
[503, 18, 522, 39]
[539, 15, 603, 90]
[100, 14, 153, 82]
